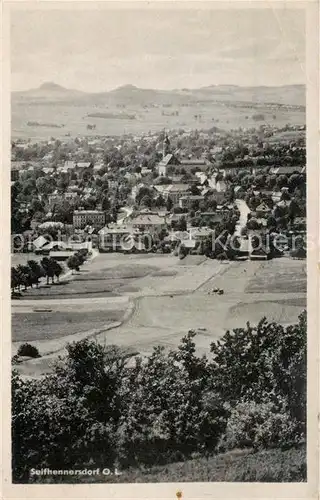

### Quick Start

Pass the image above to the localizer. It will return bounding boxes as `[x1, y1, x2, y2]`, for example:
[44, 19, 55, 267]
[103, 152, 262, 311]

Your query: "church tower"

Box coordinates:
[163, 133, 171, 159]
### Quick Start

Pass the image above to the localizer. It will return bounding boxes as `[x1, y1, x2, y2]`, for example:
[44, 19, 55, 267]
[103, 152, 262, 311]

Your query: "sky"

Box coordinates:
[10, 5, 306, 92]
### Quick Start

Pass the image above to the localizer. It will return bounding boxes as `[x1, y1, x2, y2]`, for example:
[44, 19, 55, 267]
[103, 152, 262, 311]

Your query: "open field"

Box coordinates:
[12, 309, 125, 342]
[246, 258, 307, 293]
[12, 252, 306, 377]
[12, 100, 305, 140]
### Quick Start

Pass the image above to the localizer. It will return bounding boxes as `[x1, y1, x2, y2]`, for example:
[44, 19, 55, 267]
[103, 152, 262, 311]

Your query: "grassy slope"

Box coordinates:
[102, 447, 307, 483]
[34, 447, 306, 483]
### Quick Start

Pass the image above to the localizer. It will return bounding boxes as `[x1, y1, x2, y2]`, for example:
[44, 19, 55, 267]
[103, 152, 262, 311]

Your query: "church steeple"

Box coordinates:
[163, 132, 171, 158]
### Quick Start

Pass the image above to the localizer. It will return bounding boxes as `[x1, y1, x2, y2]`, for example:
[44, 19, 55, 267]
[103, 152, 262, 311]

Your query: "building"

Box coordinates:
[248, 231, 271, 260]
[179, 195, 204, 210]
[98, 224, 136, 252]
[73, 210, 106, 229]
[99, 224, 151, 253]
[48, 191, 78, 209]
[130, 213, 167, 233]
[153, 183, 190, 204]
[158, 154, 179, 176]
[255, 202, 272, 218]
[157, 136, 210, 176]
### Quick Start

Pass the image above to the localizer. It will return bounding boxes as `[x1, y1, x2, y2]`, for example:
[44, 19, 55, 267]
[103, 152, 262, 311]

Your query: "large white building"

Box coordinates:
[73, 210, 106, 229]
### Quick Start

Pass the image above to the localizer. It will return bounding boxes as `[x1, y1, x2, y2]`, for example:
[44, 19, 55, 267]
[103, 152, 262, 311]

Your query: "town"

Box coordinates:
[11, 123, 306, 263]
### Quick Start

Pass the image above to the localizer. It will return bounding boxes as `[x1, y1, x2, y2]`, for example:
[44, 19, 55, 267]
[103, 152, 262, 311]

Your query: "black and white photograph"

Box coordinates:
[4, 1, 318, 493]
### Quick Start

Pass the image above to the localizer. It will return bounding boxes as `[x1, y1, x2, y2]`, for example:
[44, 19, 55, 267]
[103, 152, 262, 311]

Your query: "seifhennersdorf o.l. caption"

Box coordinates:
[30, 467, 123, 476]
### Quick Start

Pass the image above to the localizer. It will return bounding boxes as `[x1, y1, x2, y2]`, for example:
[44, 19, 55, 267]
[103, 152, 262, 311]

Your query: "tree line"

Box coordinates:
[11, 250, 89, 294]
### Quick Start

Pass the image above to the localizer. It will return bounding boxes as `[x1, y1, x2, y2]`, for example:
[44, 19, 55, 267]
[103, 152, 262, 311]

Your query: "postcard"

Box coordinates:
[1, 1, 319, 499]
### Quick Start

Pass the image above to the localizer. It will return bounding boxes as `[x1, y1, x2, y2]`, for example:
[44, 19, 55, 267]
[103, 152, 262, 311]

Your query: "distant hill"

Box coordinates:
[12, 81, 86, 102]
[12, 82, 305, 107]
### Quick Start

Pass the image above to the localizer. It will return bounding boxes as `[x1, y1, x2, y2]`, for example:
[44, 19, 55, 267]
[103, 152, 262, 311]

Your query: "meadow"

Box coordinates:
[11, 100, 306, 140]
[12, 253, 306, 378]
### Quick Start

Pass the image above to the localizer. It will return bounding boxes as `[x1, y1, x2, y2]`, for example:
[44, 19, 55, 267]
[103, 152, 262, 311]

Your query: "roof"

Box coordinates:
[74, 210, 105, 215]
[189, 227, 214, 238]
[180, 159, 207, 165]
[180, 195, 204, 201]
[154, 183, 190, 194]
[269, 166, 303, 175]
[276, 200, 292, 208]
[182, 240, 197, 249]
[76, 162, 92, 168]
[99, 225, 135, 235]
[256, 202, 271, 211]
[32, 235, 49, 249]
[42, 241, 69, 251]
[64, 161, 76, 169]
[158, 154, 174, 168]
[38, 221, 64, 229]
[169, 183, 190, 193]
[131, 214, 166, 226]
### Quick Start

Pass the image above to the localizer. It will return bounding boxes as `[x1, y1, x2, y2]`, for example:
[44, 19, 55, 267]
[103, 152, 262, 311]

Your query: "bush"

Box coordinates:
[12, 313, 307, 482]
[17, 343, 40, 358]
[219, 400, 298, 451]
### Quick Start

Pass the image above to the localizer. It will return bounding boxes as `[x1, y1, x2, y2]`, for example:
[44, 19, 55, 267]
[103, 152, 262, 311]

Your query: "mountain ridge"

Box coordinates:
[12, 82, 306, 107]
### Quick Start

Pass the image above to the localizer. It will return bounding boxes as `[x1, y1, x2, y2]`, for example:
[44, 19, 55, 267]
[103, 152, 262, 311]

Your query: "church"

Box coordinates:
[157, 134, 211, 177]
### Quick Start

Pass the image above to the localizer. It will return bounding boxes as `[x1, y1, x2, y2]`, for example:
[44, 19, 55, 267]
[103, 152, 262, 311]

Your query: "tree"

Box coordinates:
[101, 196, 111, 211]
[67, 253, 84, 274]
[210, 311, 306, 434]
[27, 260, 43, 288]
[52, 260, 63, 282]
[136, 187, 154, 205]
[11, 267, 20, 292]
[176, 216, 187, 231]
[140, 195, 152, 209]
[189, 185, 201, 196]
[40, 257, 56, 285]
[15, 265, 32, 290]
[266, 215, 277, 229]
[276, 175, 288, 190]
[155, 194, 165, 208]
[166, 196, 173, 211]
[36, 177, 53, 196]
[17, 343, 40, 358]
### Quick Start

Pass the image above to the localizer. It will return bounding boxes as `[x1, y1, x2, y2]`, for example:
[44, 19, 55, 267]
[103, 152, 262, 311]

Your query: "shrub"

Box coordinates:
[17, 343, 40, 358]
[219, 400, 298, 451]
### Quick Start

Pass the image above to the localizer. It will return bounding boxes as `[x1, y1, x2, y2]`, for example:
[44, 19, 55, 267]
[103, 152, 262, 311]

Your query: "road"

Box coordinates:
[234, 199, 251, 236]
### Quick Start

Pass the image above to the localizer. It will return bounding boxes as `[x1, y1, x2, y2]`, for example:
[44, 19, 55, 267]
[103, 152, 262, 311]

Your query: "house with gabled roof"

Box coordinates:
[255, 202, 272, 218]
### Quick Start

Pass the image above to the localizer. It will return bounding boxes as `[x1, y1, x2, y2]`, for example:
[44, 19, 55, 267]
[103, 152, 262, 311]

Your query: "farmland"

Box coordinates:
[12, 100, 305, 140]
[12, 253, 306, 377]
